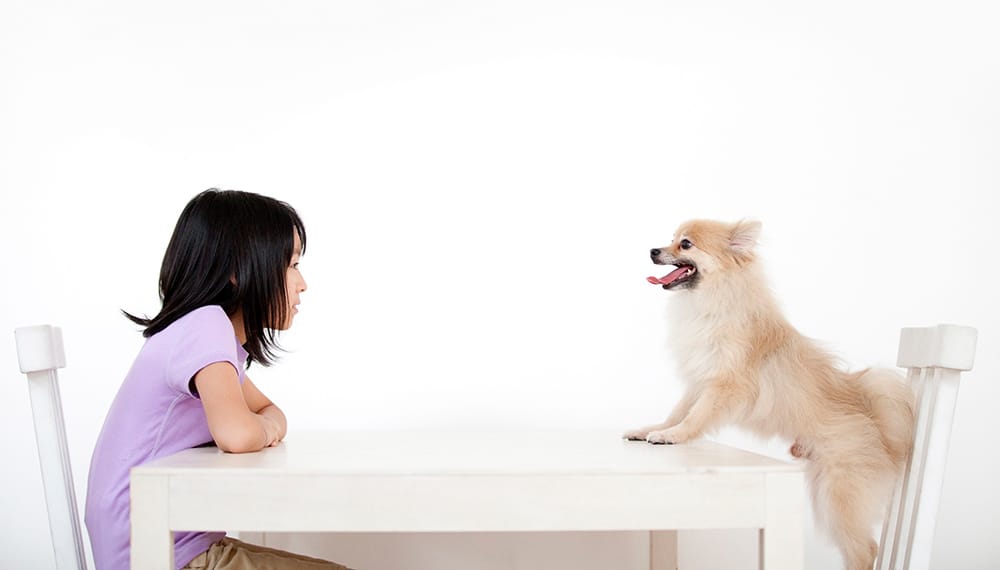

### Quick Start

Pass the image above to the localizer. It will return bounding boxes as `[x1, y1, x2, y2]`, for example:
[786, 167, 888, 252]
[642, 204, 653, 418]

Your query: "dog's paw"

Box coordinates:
[789, 441, 813, 460]
[622, 429, 650, 441]
[789, 441, 804, 458]
[646, 428, 686, 445]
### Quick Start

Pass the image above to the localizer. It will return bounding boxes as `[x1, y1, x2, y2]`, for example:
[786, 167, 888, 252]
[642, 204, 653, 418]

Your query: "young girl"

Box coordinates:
[85, 189, 352, 570]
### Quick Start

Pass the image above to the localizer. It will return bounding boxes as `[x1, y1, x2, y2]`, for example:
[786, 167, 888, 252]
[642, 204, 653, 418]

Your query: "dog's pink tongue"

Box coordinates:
[647, 267, 689, 286]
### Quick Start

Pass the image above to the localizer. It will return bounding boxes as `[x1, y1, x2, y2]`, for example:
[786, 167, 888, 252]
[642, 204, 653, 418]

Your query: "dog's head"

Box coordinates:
[647, 219, 761, 291]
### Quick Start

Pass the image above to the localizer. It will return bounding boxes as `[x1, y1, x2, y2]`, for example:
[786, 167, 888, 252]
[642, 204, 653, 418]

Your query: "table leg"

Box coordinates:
[759, 472, 804, 570]
[649, 530, 678, 570]
[131, 473, 174, 570]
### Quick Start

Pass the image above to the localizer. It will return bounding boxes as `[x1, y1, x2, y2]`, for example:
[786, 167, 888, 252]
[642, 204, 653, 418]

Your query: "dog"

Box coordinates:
[624, 219, 914, 570]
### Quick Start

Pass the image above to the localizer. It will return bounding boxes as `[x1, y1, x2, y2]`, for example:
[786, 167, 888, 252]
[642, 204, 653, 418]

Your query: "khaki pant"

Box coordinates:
[183, 537, 354, 570]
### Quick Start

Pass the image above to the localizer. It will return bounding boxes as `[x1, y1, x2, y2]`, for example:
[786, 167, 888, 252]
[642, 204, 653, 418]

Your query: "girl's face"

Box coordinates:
[279, 230, 307, 330]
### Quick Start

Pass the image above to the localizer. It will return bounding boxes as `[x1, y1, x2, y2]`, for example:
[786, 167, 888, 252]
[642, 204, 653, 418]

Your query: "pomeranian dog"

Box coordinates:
[624, 219, 914, 570]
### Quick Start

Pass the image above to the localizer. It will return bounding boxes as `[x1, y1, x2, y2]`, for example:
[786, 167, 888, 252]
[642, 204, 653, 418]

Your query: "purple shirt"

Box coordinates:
[85, 306, 248, 570]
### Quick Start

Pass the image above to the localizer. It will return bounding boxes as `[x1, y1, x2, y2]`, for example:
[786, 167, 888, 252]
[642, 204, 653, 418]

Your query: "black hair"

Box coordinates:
[123, 188, 307, 366]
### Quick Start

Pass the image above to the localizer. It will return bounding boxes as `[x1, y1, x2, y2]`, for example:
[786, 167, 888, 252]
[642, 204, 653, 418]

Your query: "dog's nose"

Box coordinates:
[650, 249, 660, 257]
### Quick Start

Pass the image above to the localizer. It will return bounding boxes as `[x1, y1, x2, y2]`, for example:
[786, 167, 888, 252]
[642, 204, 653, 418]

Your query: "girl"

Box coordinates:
[85, 189, 351, 570]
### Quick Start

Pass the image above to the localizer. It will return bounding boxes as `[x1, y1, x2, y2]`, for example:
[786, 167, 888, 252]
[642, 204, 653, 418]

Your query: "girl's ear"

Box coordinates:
[729, 219, 762, 256]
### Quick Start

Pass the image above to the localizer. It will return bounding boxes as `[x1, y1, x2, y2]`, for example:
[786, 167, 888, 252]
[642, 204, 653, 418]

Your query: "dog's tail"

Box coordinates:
[858, 367, 916, 467]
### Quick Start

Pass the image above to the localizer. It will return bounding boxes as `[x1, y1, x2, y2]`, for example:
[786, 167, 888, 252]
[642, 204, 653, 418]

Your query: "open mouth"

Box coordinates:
[646, 264, 697, 290]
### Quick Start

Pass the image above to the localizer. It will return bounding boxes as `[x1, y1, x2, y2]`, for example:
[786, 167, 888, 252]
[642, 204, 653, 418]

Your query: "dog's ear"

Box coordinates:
[729, 220, 761, 256]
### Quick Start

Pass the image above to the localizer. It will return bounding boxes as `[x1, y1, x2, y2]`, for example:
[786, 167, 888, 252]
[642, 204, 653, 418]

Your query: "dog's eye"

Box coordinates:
[679, 239, 693, 250]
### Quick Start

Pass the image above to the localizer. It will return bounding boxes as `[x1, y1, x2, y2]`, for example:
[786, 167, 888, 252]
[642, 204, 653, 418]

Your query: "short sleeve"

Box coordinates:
[166, 306, 244, 397]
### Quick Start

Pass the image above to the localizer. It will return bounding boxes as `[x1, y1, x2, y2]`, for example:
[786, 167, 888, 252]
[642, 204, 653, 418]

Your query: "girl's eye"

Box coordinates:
[679, 239, 693, 250]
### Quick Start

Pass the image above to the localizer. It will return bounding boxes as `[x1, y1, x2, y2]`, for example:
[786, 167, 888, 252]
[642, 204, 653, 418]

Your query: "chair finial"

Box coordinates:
[896, 324, 977, 371]
[15, 325, 66, 374]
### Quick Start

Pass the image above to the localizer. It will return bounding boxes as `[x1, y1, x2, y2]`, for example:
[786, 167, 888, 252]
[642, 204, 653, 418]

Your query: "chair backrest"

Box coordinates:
[876, 324, 977, 570]
[15, 325, 88, 570]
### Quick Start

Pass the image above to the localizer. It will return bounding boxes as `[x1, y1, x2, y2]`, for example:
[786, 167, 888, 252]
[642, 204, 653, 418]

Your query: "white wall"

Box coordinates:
[2, 1, 998, 568]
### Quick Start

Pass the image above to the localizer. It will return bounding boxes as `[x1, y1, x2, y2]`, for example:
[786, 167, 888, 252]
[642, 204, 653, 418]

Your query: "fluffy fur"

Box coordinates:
[624, 219, 914, 570]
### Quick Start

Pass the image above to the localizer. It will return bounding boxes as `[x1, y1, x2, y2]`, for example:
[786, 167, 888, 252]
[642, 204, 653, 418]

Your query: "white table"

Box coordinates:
[130, 431, 804, 569]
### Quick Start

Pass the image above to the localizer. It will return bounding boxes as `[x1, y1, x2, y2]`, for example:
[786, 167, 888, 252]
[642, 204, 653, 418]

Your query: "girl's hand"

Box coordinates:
[243, 375, 288, 445]
[261, 414, 283, 447]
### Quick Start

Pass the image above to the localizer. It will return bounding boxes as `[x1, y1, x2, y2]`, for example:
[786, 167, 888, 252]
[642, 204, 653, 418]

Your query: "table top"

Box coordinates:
[136, 430, 801, 477]
[130, 430, 806, 568]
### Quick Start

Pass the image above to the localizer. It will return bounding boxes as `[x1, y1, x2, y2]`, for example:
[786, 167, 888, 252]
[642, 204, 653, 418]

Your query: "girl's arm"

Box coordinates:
[242, 374, 287, 444]
[195, 362, 282, 453]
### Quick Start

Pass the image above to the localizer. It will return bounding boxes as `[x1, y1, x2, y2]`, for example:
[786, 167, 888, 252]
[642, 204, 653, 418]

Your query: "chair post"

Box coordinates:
[15, 325, 87, 570]
[904, 367, 961, 570]
[876, 324, 976, 570]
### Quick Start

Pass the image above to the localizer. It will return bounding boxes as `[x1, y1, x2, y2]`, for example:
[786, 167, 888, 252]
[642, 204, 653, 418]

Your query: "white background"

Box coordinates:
[2, 1, 998, 568]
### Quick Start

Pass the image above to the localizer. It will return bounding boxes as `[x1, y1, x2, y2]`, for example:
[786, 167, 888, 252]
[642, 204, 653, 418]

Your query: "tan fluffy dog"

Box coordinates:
[624, 219, 914, 570]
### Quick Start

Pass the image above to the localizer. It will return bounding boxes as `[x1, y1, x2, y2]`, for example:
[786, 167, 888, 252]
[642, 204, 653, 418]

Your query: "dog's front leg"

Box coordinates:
[646, 378, 747, 444]
[623, 389, 698, 441]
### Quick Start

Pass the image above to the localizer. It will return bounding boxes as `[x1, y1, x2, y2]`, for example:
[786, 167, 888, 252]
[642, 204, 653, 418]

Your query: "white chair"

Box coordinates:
[15, 325, 88, 570]
[877, 324, 977, 570]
